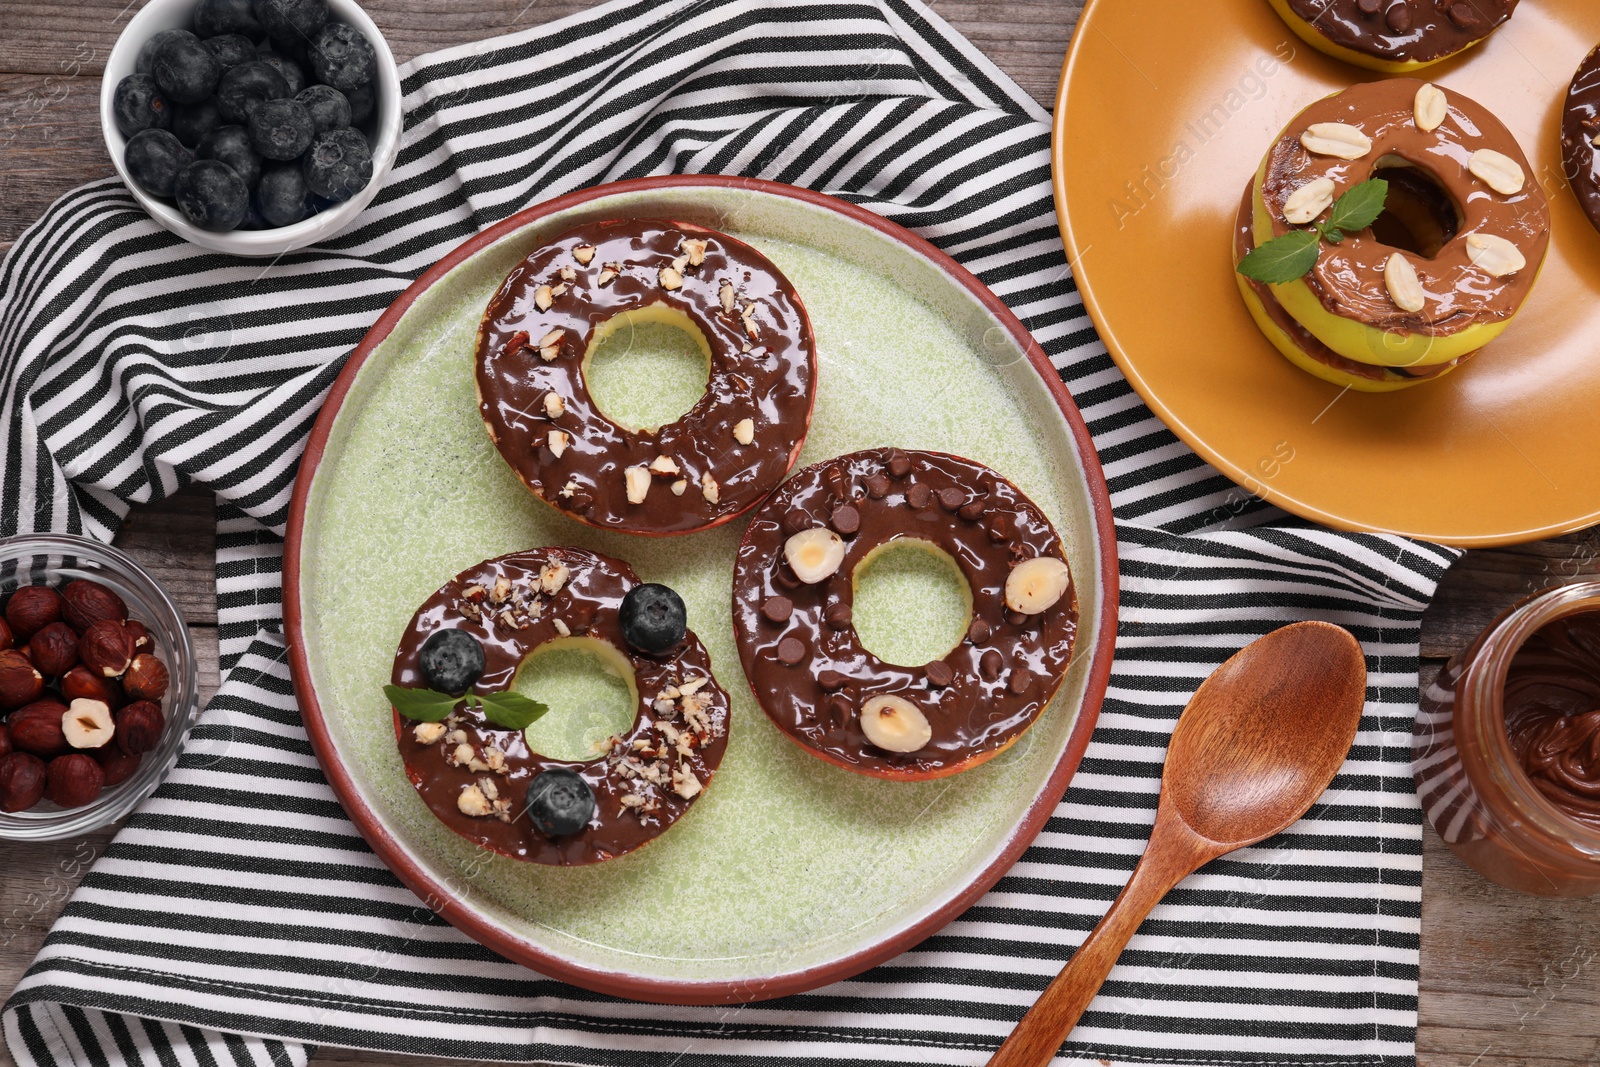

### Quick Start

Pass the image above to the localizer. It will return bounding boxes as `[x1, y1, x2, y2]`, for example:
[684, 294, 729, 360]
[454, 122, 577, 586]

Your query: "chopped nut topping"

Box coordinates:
[559, 480, 577, 498]
[679, 676, 708, 696]
[626, 465, 652, 504]
[544, 392, 565, 418]
[671, 479, 688, 496]
[573, 244, 596, 265]
[552, 618, 571, 637]
[535, 284, 554, 311]
[540, 561, 569, 594]
[719, 279, 736, 314]
[462, 584, 486, 602]
[733, 418, 754, 446]
[701, 471, 720, 504]
[498, 609, 517, 630]
[482, 746, 507, 774]
[679, 238, 708, 267]
[671, 254, 689, 276]
[598, 263, 620, 286]
[491, 576, 512, 603]
[559, 265, 576, 282]
[413, 721, 446, 745]
[740, 303, 759, 339]
[457, 783, 493, 816]
[552, 283, 568, 299]
[659, 266, 683, 290]
[649, 454, 681, 476]
[619, 794, 647, 810]
[547, 430, 570, 458]
[445, 729, 468, 746]
[538, 327, 565, 362]
[672, 765, 702, 800]
[450, 742, 475, 766]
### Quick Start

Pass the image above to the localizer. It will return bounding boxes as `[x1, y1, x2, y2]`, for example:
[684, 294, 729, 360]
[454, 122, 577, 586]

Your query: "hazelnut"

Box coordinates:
[115, 700, 164, 756]
[93, 746, 142, 788]
[62, 579, 128, 632]
[121, 619, 154, 653]
[79, 619, 134, 678]
[8, 701, 69, 757]
[61, 665, 122, 709]
[5, 586, 62, 641]
[0, 752, 47, 812]
[27, 621, 80, 677]
[122, 654, 170, 702]
[62, 698, 115, 750]
[45, 753, 104, 809]
[0, 649, 45, 709]
[0, 617, 13, 651]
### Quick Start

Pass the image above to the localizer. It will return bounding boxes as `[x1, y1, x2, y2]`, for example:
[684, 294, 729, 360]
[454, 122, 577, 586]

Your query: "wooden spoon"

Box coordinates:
[986, 620, 1367, 1067]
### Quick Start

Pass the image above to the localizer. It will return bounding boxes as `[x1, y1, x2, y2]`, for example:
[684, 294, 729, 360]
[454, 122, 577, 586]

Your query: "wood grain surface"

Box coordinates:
[1, 1, 1597, 1065]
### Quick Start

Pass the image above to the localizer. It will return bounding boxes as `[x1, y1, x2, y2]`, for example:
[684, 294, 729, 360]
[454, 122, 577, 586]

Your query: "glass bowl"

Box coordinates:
[0, 533, 199, 840]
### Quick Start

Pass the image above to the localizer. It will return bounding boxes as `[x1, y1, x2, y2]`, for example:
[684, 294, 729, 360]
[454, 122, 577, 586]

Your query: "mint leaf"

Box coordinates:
[474, 692, 549, 731]
[383, 684, 461, 722]
[1321, 178, 1388, 242]
[1237, 230, 1320, 284]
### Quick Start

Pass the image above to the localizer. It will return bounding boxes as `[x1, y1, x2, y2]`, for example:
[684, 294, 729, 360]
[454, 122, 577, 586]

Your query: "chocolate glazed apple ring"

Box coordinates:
[732, 448, 1078, 781]
[1268, 0, 1519, 73]
[392, 547, 729, 865]
[1562, 44, 1600, 236]
[477, 219, 817, 536]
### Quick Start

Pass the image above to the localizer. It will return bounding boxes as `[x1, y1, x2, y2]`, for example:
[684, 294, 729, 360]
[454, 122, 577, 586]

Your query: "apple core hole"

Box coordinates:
[1369, 158, 1461, 260]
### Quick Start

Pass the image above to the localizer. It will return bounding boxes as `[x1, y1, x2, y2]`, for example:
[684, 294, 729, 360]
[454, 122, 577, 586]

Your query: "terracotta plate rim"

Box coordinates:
[283, 175, 1121, 1005]
[1052, 0, 1600, 549]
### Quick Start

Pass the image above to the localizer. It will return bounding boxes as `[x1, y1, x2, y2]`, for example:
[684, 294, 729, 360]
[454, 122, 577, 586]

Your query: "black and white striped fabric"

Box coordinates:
[0, 1, 1459, 1064]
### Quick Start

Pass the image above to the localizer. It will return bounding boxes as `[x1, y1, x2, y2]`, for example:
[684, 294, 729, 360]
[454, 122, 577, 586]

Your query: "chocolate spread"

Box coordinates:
[477, 219, 816, 535]
[392, 548, 729, 865]
[732, 448, 1077, 779]
[1259, 79, 1549, 337]
[1504, 612, 1600, 828]
[1562, 44, 1600, 235]
[1284, 0, 1518, 65]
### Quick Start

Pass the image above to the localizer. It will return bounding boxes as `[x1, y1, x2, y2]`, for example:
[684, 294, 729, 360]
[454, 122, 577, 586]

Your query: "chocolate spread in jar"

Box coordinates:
[1504, 612, 1600, 828]
[1258, 79, 1549, 337]
[392, 547, 730, 865]
[1561, 44, 1600, 235]
[1283, 0, 1518, 65]
[732, 448, 1077, 779]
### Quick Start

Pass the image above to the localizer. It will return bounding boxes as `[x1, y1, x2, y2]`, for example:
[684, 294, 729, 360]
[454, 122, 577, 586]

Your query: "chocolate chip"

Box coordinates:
[761, 595, 793, 624]
[865, 474, 891, 499]
[968, 618, 992, 645]
[938, 487, 965, 512]
[824, 602, 853, 631]
[1006, 610, 1027, 627]
[1447, 1, 1480, 27]
[782, 508, 812, 536]
[777, 637, 807, 665]
[774, 567, 801, 590]
[907, 484, 933, 509]
[959, 499, 986, 522]
[827, 694, 852, 728]
[1385, 1, 1413, 32]
[1007, 671, 1030, 695]
[831, 504, 861, 536]
[980, 649, 1003, 682]
[925, 661, 954, 688]
[886, 449, 911, 478]
[986, 512, 1014, 542]
[1357, 0, 1382, 14]
[819, 669, 847, 691]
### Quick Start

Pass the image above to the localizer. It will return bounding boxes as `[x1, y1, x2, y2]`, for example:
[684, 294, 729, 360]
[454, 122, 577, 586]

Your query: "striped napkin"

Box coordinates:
[0, 1, 1458, 1064]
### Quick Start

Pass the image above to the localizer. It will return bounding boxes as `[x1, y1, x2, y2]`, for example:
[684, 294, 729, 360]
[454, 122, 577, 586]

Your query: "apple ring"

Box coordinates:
[1267, 0, 1520, 73]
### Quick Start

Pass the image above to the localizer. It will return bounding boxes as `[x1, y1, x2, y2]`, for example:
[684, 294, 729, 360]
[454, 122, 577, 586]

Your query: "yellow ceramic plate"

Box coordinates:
[1054, 0, 1600, 547]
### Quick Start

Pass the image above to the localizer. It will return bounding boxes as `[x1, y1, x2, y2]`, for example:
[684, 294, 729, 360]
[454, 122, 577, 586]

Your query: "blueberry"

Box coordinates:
[256, 165, 310, 226]
[301, 126, 372, 200]
[236, 199, 268, 230]
[194, 0, 264, 39]
[247, 97, 313, 161]
[136, 29, 195, 77]
[201, 33, 257, 72]
[524, 769, 595, 837]
[124, 129, 192, 198]
[198, 125, 262, 189]
[418, 628, 484, 695]
[216, 61, 289, 123]
[254, 0, 329, 47]
[112, 74, 170, 138]
[344, 81, 375, 126]
[295, 84, 350, 134]
[307, 22, 377, 93]
[618, 583, 687, 653]
[152, 34, 221, 104]
[170, 98, 223, 148]
[176, 159, 250, 231]
[258, 51, 307, 96]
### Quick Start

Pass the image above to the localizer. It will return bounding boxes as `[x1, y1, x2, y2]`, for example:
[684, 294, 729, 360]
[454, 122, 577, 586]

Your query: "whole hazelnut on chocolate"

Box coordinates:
[46, 753, 104, 809]
[61, 665, 122, 710]
[4, 585, 62, 641]
[78, 619, 135, 679]
[0, 752, 47, 812]
[122, 654, 170, 703]
[93, 746, 142, 788]
[7, 700, 70, 757]
[61, 579, 128, 633]
[0, 617, 13, 652]
[115, 700, 164, 756]
[0, 649, 45, 709]
[26, 621, 80, 677]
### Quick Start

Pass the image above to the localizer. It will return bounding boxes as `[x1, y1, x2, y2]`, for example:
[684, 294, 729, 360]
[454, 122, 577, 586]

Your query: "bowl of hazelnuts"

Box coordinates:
[0, 534, 199, 840]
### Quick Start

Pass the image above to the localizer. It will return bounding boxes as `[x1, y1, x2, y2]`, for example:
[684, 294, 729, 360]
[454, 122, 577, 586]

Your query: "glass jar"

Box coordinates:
[1414, 582, 1600, 897]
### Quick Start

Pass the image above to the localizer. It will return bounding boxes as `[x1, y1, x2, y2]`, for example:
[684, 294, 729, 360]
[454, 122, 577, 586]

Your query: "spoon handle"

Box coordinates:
[986, 816, 1216, 1067]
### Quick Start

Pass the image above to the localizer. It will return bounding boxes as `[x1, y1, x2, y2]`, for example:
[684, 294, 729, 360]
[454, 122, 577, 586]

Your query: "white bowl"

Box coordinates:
[100, 0, 402, 257]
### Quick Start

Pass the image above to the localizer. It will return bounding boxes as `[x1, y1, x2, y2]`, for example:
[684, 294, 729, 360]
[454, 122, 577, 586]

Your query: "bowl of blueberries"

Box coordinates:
[100, 0, 401, 256]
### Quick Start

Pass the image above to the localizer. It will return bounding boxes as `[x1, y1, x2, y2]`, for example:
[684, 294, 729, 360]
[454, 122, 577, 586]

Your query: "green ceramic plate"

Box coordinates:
[286, 177, 1117, 1004]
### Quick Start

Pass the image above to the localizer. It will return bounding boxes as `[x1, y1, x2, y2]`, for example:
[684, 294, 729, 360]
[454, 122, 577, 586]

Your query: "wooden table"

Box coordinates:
[2, 2, 1598, 1064]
